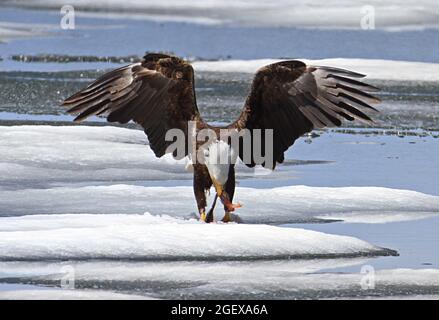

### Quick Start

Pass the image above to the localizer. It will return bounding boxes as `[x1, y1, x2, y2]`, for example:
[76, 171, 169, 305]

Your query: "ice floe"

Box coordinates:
[0, 125, 289, 188]
[1, 126, 439, 223]
[0, 283, 152, 300]
[1, 260, 439, 299]
[1, 184, 439, 224]
[0, 213, 396, 260]
[12, 0, 439, 30]
[0, 22, 49, 42]
[0, 125, 190, 186]
[193, 58, 439, 82]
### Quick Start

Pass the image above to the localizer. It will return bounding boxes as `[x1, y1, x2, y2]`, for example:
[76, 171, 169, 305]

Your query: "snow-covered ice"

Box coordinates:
[0, 283, 152, 300]
[0, 125, 290, 187]
[0, 110, 437, 299]
[0, 257, 367, 280]
[3, 58, 438, 82]
[0, 213, 396, 260]
[2, 0, 439, 301]
[193, 58, 439, 82]
[0, 125, 189, 186]
[1, 126, 439, 224]
[0, 124, 437, 299]
[2, 260, 439, 299]
[9, 0, 439, 30]
[2, 184, 439, 224]
[0, 22, 49, 42]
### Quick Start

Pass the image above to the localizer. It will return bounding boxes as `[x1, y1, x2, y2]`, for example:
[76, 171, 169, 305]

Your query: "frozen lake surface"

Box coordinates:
[0, 3, 438, 299]
[0, 125, 438, 299]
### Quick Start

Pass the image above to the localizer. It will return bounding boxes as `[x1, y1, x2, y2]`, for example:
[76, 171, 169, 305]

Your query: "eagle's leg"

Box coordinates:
[193, 164, 213, 222]
[221, 165, 236, 223]
[194, 184, 207, 221]
[205, 194, 218, 223]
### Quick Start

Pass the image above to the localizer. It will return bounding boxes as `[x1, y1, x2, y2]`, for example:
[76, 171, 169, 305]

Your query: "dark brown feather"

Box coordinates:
[62, 53, 202, 158]
[63, 54, 380, 170]
[229, 60, 380, 169]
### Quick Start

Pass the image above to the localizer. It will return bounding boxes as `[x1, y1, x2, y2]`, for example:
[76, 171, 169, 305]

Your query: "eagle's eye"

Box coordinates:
[203, 150, 209, 158]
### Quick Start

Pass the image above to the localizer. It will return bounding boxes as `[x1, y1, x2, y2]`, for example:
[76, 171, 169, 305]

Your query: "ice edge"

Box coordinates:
[0, 247, 398, 262]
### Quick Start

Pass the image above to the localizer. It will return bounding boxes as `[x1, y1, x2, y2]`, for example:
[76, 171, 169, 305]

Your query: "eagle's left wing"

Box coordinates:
[62, 53, 203, 159]
[229, 60, 381, 168]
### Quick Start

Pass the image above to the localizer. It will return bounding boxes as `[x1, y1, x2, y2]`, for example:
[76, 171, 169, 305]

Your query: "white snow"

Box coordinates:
[1, 260, 438, 299]
[0, 213, 395, 260]
[193, 58, 439, 82]
[0, 257, 368, 280]
[0, 284, 152, 300]
[0, 22, 49, 42]
[1, 184, 439, 224]
[0, 125, 285, 187]
[0, 125, 189, 186]
[2, 126, 439, 223]
[9, 0, 439, 30]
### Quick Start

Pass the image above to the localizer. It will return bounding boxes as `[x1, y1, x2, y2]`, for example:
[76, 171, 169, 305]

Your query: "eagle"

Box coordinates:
[62, 53, 380, 223]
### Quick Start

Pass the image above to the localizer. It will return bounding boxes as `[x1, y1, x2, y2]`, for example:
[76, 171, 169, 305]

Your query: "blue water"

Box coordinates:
[1, 7, 439, 65]
[287, 216, 439, 272]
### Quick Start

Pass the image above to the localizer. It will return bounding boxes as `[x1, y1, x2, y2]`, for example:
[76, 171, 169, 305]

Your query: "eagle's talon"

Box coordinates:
[221, 212, 232, 223]
[199, 211, 207, 222]
[206, 208, 214, 223]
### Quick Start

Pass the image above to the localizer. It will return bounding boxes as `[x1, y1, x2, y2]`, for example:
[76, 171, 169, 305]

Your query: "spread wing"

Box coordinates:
[62, 53, 202, 158]
[230, 60, 381, 169]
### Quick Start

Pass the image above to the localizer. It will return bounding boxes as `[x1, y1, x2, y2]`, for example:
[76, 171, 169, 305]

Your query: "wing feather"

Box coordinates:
[230, 60, 380, 168]
[62, 54, 202, 158]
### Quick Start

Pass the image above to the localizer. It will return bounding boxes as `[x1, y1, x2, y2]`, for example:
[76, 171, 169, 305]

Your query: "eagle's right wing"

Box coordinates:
[229, 60, 380, 168]
[63, 53, 201, 158]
